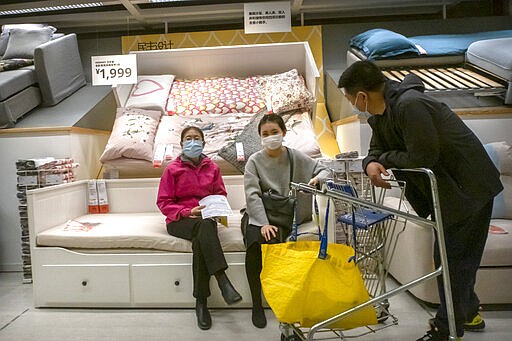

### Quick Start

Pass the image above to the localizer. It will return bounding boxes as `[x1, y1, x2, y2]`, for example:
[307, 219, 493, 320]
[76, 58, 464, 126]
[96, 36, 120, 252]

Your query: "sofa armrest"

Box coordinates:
[34, 33, 86, 106]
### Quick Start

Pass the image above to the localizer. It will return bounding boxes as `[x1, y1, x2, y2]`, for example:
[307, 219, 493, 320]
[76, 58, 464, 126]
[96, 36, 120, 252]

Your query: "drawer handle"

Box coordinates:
[82, 280, 88, 287]
[174, 280, 180, 286]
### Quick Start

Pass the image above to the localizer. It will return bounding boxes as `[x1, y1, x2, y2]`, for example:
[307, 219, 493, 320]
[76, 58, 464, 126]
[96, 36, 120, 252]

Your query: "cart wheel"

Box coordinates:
[376, 299, 390, 323]
[281, 335, 301, 341]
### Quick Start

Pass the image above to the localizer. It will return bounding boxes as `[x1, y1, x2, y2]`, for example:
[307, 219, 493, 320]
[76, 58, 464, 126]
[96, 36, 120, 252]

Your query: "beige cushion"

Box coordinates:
[481, 219, 512, 267]
[37, 213, 245, 252]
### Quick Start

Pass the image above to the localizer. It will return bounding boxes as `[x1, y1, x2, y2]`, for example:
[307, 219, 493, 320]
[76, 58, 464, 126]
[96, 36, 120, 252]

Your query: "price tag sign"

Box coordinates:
[244, 1, 291, 34]
[91, 54, 137, 86]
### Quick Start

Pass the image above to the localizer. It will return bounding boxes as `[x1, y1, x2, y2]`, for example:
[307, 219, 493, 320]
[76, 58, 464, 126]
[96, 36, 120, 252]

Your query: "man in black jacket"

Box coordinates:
[339, 61, 503, 341]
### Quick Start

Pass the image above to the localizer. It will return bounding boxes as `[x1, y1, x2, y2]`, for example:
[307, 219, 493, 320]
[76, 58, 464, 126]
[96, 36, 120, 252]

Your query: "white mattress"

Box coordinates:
[36, 212, 324, 252]
[37, 212, 245, 252]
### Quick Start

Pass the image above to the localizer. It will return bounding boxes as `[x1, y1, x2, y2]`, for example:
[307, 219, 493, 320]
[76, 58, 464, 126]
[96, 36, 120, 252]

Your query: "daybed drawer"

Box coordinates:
[38, 264, 130, 305]
[131, 264, 194, 306]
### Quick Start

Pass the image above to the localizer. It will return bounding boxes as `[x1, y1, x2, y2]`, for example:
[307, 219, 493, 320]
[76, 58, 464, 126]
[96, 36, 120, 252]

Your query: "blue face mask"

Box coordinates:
[351, 93, 372, 119]
[182, 140, 203, 158]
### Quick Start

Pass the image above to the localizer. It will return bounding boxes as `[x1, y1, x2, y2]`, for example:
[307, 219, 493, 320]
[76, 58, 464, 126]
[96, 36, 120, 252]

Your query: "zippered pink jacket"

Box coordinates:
[157, 156, 227, 223]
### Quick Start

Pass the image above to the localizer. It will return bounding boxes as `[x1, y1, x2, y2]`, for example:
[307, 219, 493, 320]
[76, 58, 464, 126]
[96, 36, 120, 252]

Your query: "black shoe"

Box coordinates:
[217, 273, 242, 305]
[196, 298, 211, 330]
[464, 313, 485, 331]
[252, 305, 267, 328]
[416, 320, 461, 341]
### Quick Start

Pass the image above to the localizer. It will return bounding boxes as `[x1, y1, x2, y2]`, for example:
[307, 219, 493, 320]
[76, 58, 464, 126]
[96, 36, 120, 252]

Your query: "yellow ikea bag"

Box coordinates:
[261, 240, 377, 330]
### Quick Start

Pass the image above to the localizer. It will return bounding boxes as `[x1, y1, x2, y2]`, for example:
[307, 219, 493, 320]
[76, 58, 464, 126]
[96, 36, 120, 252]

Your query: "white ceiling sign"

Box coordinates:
[244, 1, 291, 34]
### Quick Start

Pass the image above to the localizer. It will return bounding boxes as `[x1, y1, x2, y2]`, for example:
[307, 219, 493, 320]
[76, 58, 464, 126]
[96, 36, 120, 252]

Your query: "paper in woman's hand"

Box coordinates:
[199, 195, 233, 219]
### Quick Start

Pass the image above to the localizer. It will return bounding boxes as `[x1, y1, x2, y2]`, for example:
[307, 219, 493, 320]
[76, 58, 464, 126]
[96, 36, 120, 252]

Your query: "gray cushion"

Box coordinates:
[34, 33, 86, 106]
[0, 24, 55, 56]
[218, 110, 265, 173]
[0, 66, 36, 101]
[2, 27, 53, 59]
[0, 86, 41, 129]
[0, 31, 8, 56]
[466, 38, 512, 81]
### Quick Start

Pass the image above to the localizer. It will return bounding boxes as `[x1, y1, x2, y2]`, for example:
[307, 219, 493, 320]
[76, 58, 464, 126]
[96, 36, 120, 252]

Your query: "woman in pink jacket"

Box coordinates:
[157, 126, 242, 330]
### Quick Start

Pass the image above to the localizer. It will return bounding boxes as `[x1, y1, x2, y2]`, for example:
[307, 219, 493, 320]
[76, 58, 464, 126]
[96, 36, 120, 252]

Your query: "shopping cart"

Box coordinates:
[276, 168, 457, 341]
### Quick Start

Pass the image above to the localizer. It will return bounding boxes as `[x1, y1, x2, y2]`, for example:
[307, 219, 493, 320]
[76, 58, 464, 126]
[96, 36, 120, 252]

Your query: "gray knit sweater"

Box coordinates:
[244, 147, 330, 226]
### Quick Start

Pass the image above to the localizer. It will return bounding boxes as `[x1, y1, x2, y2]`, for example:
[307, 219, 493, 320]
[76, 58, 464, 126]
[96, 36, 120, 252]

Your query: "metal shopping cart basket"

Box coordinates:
[275, 168, 457, 341]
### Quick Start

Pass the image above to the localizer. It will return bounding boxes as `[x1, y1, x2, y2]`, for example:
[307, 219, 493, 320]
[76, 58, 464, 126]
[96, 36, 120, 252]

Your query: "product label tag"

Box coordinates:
[236, 142, 245, 161]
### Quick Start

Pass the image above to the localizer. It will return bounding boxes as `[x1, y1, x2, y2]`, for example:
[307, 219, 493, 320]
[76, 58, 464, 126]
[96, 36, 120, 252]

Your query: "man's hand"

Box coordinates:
[261, 224, 278, 241]
[190, 205, 205, 218]
[366, 162, 391, 189]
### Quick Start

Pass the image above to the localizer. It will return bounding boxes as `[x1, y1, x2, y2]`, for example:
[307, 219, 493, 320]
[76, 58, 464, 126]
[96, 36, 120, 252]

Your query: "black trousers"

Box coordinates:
[433, 199, 493, 337]
[241, 212, 282, 308]
[167, 217, 228, 299]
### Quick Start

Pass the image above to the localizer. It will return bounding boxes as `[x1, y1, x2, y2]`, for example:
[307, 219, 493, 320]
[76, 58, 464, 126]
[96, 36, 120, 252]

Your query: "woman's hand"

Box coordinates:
[261, 224, 278, 241]
[366, 162, 391, 189]
[308, 177, 319, 187]
[190, 205, 205, 218]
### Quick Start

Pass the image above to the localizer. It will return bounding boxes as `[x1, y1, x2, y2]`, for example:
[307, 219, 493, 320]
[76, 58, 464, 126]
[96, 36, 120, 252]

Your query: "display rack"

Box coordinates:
[15, 158, 78, 283]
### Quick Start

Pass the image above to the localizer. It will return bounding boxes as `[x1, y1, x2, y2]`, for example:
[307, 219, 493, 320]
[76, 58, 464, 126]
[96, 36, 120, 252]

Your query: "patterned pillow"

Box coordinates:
[100, 108, 161, 163]
[125, 75, 174, 113]
[283, 111, 321, 158]
[153, 112, 254, 167]
[166, 77, 265, 116]
[218, 110, 266, 173]
[257, 69, 313, 114]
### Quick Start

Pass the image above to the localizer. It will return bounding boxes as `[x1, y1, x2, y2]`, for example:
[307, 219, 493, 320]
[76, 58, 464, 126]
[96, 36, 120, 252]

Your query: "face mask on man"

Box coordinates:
[351, 92, 372, 119]
[261, 134, 283, 150]
[182, 140, 203, 158]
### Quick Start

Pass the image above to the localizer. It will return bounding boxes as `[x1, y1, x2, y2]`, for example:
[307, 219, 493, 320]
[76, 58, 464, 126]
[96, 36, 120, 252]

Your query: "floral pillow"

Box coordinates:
[256, 69, 313, 114]
[166, 76, 265, 115]
[100, 108, 161, 163]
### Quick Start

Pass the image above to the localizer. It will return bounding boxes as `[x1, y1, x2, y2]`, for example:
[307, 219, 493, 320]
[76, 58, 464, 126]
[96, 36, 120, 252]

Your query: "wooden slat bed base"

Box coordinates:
[383, 66, 506, 93]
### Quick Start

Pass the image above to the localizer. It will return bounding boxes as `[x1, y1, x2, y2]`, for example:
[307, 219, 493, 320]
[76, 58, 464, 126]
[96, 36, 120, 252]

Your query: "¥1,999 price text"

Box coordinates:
[91, 54, 137, 86]
[95, 67, 132, 80]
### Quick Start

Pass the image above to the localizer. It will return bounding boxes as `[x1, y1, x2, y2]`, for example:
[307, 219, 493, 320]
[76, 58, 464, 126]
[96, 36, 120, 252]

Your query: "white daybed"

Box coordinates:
[27, 176, 334, 308]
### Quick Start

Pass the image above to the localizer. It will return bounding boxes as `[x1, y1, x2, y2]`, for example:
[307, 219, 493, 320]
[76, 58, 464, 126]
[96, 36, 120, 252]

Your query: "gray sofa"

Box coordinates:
[0, 33, 86, 128]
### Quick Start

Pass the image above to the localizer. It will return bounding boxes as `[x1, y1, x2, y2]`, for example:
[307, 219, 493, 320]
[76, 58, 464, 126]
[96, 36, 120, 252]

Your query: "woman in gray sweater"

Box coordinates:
[243, 113, 330, 328]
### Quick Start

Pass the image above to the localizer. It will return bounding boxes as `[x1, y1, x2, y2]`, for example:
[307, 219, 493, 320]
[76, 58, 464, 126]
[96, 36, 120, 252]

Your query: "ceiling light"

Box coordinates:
[148, 0, 188, 3]
[0, 2, 104, 16]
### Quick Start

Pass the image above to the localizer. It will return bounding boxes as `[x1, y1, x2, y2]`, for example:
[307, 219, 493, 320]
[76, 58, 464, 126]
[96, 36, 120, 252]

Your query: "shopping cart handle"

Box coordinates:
[290, 182, 323, 194]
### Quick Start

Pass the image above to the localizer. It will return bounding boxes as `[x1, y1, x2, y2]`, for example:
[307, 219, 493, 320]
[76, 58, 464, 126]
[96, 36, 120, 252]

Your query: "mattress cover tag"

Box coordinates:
[236, 142, 245, 161]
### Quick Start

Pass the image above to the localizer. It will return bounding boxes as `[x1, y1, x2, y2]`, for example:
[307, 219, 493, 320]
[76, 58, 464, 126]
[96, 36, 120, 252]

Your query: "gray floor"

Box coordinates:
[1, 272, 511, 341]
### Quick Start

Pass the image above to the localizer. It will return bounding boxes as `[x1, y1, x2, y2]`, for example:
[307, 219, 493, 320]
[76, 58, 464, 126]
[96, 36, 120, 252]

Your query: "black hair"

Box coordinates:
[180, 126, 204, 142]
[338, 61, 386, 96]
[257, 113, 287, 136]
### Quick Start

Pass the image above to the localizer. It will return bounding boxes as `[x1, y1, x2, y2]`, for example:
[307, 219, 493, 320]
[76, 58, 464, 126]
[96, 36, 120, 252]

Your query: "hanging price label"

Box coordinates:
[91, 54, 137, 86]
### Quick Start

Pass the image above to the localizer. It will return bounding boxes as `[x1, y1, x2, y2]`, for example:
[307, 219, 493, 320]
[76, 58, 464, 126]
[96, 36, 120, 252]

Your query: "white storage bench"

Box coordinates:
[28, 175, 332, 308]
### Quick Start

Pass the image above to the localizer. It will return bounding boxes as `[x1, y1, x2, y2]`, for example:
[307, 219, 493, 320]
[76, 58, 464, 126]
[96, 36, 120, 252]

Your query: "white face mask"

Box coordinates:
[351, 93, 371, 119]
[261, 134, 283, 150]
